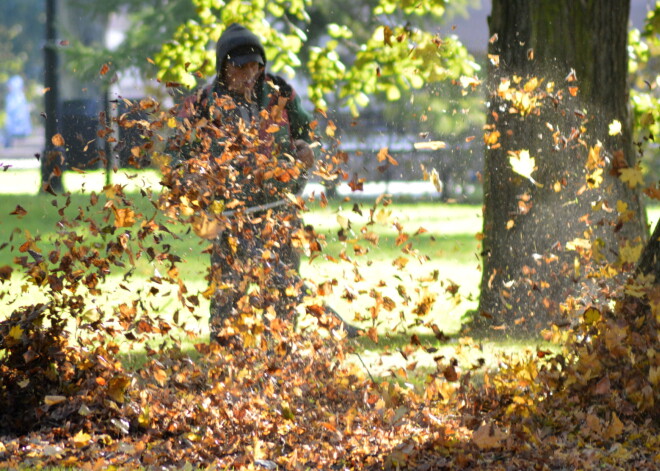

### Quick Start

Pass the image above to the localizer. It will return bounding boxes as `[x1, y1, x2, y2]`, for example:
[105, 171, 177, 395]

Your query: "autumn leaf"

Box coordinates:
[10, 205, 27, 218]
[107, 375, 131, 403]
[72, 430, 92, 448]
[0, 265, 12, 282]
[8, 324, 23, 340]
[44, 395, 66, 406]
[619, 166, 644, 188]
[414, 141, 446, 150]
[604, 413, 624, 439]
[472, 422, 507, 449]
[51, 133, 65, 147]
[113, 208, 136, 228]
[508, 149, 541, 186]
[619, 241, 643, 265]
[608, 119, 622, 136]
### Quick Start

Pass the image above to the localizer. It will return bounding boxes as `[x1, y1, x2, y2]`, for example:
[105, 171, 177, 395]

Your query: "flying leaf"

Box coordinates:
[414, 141, 446, 151]
[44, 395, 66, 406]
[619, 166, 644, 188]
[52, 133, 65, 147]
[10, 205, 27, 218]
[8, 324, 23, 340]
[430, 169, 443, 193]
[508, 149, 541, 186]
[608, 119, 622, 136]
[113, 208, 136, 228]
[73, 430, 92, 449]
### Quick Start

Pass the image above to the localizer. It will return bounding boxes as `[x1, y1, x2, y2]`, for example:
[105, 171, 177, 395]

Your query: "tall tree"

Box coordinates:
[476, 0, 647, 334]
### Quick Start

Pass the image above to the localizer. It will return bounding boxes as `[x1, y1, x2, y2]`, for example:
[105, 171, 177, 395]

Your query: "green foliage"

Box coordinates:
[0, 0, 45, 83]
[73, 0, 477, 114]
[628, 3, 660, 182]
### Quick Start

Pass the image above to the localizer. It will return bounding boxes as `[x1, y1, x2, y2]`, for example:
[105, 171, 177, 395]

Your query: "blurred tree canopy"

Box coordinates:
[0, 0, 45, 84]
[67, 0, 480, 116]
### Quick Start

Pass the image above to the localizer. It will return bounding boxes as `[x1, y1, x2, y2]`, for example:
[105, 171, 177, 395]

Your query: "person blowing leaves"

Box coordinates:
[168, 24, 358, 344]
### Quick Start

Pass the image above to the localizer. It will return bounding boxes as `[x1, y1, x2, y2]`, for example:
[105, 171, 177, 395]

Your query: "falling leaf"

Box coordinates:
[583, 307, 601, 325]
[414, 141, 446, 151]
[10, 205, 27, 218]
[99, 63, 110, 76]
[73, 430, 92, 449]
[430, 169, 443, 193]
[44, 395, 66, 406]
[107, 375, 131, 403]
[508, 149, 540, 186]
[113, 208, 136, 228]
[377, 147, 389, 162]
[619, 166, 644, 188]
[0, 265, 12, 282]
[8, 324, 23, 340]
[52, 133, 65, 147]
[608, 119, 622, 136]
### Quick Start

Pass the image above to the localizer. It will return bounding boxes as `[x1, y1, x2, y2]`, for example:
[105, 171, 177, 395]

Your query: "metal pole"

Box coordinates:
[42, 0, 63, 192]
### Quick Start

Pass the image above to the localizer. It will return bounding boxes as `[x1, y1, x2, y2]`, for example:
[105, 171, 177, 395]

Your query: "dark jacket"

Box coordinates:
[172, 24, 314, 210]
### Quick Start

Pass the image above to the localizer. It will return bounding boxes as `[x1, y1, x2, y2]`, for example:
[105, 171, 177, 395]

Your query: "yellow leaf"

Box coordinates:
[151, 152, 171, 169]
[209, 200, 225, 215]
[153, 367, 168, 386]
[619, 241, 643, 265]
[508, 149, 541, 186]
[414, 141, 446, 151]
[619, 166, 644, 188]
[484, 130, 500, 146]
[107, 375, 131, 403]
[650, 366, 660, 386]
[586, 168, 603, 188]
[608, 119, 622, 136]
[8, 325, 23, 340]
[583, 307, 601, 325]
[586, 141, 603, 170]
[44, 395, 66, 406]
[430, 168, 443, 193]
[392, 257, 409, 269]
[377, 147, 390, 162]
[325, 121, 336, 137]
[523, 77, 539, 93]
[167, 117, 177, 128]
[72, 430, 92, 449]
[113, 208, 136, 228]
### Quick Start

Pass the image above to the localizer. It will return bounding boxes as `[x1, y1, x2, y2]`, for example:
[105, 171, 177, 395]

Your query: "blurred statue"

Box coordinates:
[3, 75, 32, 148]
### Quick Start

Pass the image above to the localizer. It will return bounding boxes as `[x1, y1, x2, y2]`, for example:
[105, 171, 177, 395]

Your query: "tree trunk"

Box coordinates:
[476, 0, 646, 335]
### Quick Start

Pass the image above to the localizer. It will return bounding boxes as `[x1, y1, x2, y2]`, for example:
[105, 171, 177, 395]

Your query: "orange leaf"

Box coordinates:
[113, 208, 136, 228]
[52, 133, 65, 147]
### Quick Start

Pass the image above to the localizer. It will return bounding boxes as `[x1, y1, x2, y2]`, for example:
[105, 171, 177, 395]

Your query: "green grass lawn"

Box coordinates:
[2, 167, 657, 380]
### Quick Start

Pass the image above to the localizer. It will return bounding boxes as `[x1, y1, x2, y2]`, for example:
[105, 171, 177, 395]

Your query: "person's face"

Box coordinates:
[225, 61, 262, 97]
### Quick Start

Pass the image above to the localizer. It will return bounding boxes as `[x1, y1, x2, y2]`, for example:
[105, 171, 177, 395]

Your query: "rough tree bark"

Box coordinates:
[476, 0, 647, 335]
